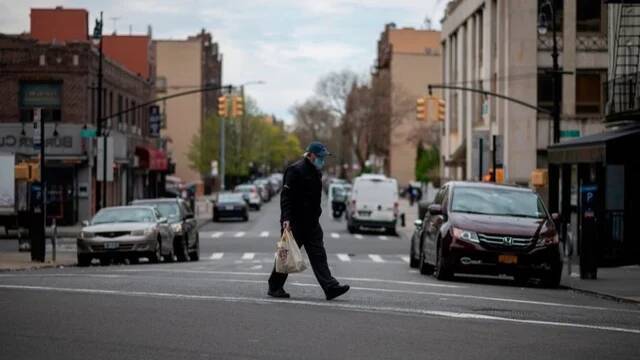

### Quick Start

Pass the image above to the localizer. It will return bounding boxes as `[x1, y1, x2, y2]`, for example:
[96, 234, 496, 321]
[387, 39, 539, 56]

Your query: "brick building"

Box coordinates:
[0, 7, 166, 225]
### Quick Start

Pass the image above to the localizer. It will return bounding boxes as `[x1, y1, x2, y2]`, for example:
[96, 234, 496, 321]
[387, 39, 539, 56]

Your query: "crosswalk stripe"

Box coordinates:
[368, 254, 385, 263]
[378, 236, 388, 241]
[400, 256, 410, 263]
[211, 232, 223, 238]
[210, 252, 224, 260]
[242, 253, 255, 260]
[331, 232, 340, 239]
[234, 232, 246, 238]
[354, 234, 363, 239]
[260, 231, 269, 237]
[337, 253, 351, 262]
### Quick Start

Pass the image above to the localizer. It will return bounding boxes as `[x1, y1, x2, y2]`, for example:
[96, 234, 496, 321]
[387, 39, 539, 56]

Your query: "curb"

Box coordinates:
[560, 284, 640, 305]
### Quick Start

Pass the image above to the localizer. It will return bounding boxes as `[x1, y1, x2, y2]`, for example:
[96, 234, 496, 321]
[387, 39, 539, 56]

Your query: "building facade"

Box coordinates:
[0, 7, 166, 225]
[440, 0, 608, 185]
[154, 30, 222, 185]
[372, 24, 442, 186]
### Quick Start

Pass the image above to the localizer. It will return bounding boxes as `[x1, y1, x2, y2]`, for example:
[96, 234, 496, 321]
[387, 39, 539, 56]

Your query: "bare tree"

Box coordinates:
[290, 98, 337, 150]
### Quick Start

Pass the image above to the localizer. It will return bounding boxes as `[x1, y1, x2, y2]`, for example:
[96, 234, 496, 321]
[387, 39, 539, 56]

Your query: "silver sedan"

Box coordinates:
[77, 206, 174, 266]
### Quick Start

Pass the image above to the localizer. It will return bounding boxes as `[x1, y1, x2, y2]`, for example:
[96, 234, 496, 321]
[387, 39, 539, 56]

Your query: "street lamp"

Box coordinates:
[538, 0, 560, 144]
[92, 12, 106, 211]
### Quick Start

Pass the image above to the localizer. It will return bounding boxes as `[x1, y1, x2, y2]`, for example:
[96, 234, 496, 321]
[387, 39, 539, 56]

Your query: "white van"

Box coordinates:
[346, 174, 399, 234]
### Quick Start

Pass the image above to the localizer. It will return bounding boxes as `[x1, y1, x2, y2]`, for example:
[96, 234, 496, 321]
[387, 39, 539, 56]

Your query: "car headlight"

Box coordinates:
[536, 233, 559, 247]
[171, 223, 183, 234]
[452, 228, 479, 243]
[80, 231, 94, 240]
[131, 228, 154, 236]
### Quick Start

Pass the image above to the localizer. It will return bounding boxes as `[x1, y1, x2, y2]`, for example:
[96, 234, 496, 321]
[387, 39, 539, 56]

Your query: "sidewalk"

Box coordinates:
[397, 198, 418, 240]
[0, 197, 212, 271]
[561, 264, 640, 303]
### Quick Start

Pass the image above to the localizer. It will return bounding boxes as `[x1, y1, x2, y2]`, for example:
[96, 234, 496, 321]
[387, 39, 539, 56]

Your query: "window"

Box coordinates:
[576, 71, 604, 114]
[538, 70, 562, 112]
[577, 0, 603, 33]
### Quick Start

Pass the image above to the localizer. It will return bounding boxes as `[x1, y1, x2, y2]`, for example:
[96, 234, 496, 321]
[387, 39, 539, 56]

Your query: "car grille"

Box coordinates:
[478, 233, 534, 248]
[95, 231, 130, 238]
[92, 244, 134, 251]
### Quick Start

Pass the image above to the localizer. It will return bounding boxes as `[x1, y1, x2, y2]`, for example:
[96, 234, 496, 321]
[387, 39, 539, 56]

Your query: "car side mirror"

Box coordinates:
[159, 217, 168, 224]
[414, 219, 423, 229]
[428, 204, 443, 216]
[81, 220, 90, 227]
[551, 213, 560, 221]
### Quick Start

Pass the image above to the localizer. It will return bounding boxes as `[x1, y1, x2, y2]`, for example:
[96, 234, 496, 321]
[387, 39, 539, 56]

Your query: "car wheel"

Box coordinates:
[129, 256, 139, 265]
[149, 238, 161, 264]
[409, 245, 419, 269]
[176, 235, 189, 262]
[77, 254, 91, 267]
[387, 227, 397, 236]
[189, 233, 200, 261]
[541, 264, 562, 288]
[213, 214, 219, 222]
[419, 250, 434, 275]
[243, 212, 249, 222]
[514, 273, 530, 286]
[99, 257, 111, 266]
[434, 241, 452, 280]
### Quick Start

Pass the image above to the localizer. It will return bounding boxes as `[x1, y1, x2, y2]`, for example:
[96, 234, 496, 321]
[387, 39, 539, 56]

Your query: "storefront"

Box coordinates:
[135, 145, 169, 199]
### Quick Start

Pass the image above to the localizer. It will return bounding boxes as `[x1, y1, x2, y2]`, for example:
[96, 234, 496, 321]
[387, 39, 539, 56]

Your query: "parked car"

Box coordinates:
[253, 179, 272, 202]
[213, 193, 249, 222]
[346, 174, 399, 235]
[234, 184, 262, 210]
[77, 206, 175, 266]
[416, 181, 562, 287]
[268, 176, 281, 193]
[131, 198, 200, 262]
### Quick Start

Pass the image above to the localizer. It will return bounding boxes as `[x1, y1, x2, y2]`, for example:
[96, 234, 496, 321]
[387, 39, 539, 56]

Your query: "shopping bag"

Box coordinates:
[275, 229, 307, 274]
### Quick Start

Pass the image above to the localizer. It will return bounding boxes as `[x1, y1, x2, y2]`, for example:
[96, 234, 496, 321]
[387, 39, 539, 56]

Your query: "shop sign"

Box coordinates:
[20, 83, 61, 108]
[149, 105, 161, 137]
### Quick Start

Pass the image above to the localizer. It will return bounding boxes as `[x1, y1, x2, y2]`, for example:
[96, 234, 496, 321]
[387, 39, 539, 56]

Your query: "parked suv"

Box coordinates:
[414, 181, 562, 287]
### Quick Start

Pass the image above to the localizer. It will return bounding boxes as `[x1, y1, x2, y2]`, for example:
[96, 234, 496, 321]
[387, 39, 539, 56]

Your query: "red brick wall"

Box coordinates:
[102, 35, 152, 79]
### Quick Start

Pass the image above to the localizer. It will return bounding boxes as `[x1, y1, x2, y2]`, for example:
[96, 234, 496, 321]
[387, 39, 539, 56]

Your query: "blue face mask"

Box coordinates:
[313, 156, 325, 170]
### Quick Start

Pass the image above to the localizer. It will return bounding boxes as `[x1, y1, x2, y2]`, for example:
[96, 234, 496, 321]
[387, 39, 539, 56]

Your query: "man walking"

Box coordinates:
[268, 142, 350, 301]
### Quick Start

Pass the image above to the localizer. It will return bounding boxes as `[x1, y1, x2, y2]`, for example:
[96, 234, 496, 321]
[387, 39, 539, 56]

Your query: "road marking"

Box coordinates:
[259, 231, 269, 237]
[331, 232, 340, 239]
[211, 232, 223, 238]
[250, 265, 262, 270]
[378, 236, 388, 241]
[368, 254, 385, 263]
[242, 253, 255, 260]
[234, 232, 246, 238]
[337, 253, 351, 262]
[209, 252, 224, 260]
[354, 234, 363, 239]
[400, 256, 410, 263]
[2, 284, 638, 335]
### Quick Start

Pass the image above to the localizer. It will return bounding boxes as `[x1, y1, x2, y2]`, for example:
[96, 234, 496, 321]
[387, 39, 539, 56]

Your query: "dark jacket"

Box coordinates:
[280, 157, 322, 229]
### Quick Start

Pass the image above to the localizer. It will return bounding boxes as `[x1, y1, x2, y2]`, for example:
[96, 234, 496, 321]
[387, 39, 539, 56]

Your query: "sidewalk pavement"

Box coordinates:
[561, 264, 640, 303]
[398, 198, 419, 240]
[0, 197, 213, 271]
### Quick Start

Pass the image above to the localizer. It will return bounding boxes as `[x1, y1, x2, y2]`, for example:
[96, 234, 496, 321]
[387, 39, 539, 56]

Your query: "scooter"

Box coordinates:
[332, 201, 346, 219]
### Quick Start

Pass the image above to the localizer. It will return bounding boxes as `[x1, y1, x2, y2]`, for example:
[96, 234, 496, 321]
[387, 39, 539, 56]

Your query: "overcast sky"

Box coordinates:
[0, 0, 447, 123]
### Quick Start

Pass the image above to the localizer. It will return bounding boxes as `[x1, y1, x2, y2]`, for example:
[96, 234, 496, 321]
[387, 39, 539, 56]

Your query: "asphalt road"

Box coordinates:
[1, 194, 639, 359]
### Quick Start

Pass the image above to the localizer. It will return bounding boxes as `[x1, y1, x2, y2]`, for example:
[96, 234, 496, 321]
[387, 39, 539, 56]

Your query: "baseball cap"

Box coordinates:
[306, 141, 331, 157]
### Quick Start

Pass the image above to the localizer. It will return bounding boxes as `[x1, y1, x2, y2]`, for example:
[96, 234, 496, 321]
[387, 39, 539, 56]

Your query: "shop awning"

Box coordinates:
[548, 126, 640, 165]
[135, 146, 168, 171]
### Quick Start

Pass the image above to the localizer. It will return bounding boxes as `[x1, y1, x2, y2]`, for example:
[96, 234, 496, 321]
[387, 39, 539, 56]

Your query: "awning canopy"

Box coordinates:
[548, 126, 640, 165]
[135, 146, 168, 171]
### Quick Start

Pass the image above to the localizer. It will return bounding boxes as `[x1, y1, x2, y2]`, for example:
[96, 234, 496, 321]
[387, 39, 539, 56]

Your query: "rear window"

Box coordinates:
[354, 179, 397, 203]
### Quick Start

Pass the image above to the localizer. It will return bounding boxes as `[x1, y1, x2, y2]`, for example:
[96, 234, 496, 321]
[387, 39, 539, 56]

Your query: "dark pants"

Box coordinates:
[268, 223, 339, 293]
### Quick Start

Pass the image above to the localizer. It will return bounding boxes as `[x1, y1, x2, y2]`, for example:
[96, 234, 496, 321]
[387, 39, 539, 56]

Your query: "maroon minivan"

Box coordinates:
[415, 182, 562, 287]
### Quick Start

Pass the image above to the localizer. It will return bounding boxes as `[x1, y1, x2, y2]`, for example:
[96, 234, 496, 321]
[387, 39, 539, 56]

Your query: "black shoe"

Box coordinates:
[268, 288, 290, 299]
[325, 284, 350, 301]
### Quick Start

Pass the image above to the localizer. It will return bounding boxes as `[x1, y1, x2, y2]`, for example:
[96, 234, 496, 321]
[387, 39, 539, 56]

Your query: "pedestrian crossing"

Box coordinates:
[205, 231, 399, 241]
[205, 252, 410, 264]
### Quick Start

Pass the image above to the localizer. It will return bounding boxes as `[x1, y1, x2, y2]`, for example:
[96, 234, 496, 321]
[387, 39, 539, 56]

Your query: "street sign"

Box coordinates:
[97, 137, 114, 182]
[33, 108, 42, 150]
[149, 105, 161, 137]
[80, 128, 97, 138]
[560, 129, 580, 138]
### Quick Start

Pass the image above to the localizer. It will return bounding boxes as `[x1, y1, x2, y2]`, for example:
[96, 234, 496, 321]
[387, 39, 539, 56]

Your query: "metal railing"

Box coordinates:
[605, 74, 640, 116]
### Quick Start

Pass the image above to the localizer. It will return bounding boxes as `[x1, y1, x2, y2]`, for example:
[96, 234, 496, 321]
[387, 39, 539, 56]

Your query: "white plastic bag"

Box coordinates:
[275, 229, 307, 273]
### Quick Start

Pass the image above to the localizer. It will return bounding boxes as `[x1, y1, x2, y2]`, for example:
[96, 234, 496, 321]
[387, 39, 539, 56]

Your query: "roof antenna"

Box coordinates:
[110, 16, 121, 35]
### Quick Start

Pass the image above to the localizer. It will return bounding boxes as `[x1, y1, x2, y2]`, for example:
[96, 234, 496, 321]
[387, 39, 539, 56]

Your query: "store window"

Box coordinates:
[576, 70, 604, 114]
[19, 82, 62, 122]
[538, 70, 563, 112]
[577, 0, 603, 33]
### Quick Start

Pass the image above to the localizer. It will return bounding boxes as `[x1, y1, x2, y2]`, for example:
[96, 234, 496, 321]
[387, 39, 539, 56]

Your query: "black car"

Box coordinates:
[131, 198, 200, 261]
[413, 181, 562, 287]
[213, 193, 249, 222]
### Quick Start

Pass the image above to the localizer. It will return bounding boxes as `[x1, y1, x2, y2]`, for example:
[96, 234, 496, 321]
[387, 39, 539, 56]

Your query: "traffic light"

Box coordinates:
[416, 96, 427, 121]
[437, 98, 446, 121]
[217, 95, 228, 117]
[231, 96, 244, 118]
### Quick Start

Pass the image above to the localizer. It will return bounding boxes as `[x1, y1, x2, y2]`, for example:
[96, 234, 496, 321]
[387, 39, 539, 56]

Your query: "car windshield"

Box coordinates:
[235, 186, 253, 193]
[92, 207, 156, 224]
[218, 193, 244, 202]
[451, 187, 547, 219]
[139, 202, 180, 219]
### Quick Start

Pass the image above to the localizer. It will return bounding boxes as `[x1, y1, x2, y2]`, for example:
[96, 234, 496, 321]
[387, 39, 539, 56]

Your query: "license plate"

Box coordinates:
[498, 254, 518, 264]
[358, 211, 371, 216]
[225, 205, 234, 210]
[104, 242, 119, 250]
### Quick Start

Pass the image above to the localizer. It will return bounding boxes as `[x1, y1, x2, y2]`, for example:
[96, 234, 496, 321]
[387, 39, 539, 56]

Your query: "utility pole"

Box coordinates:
[93, 12, 104, 212]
